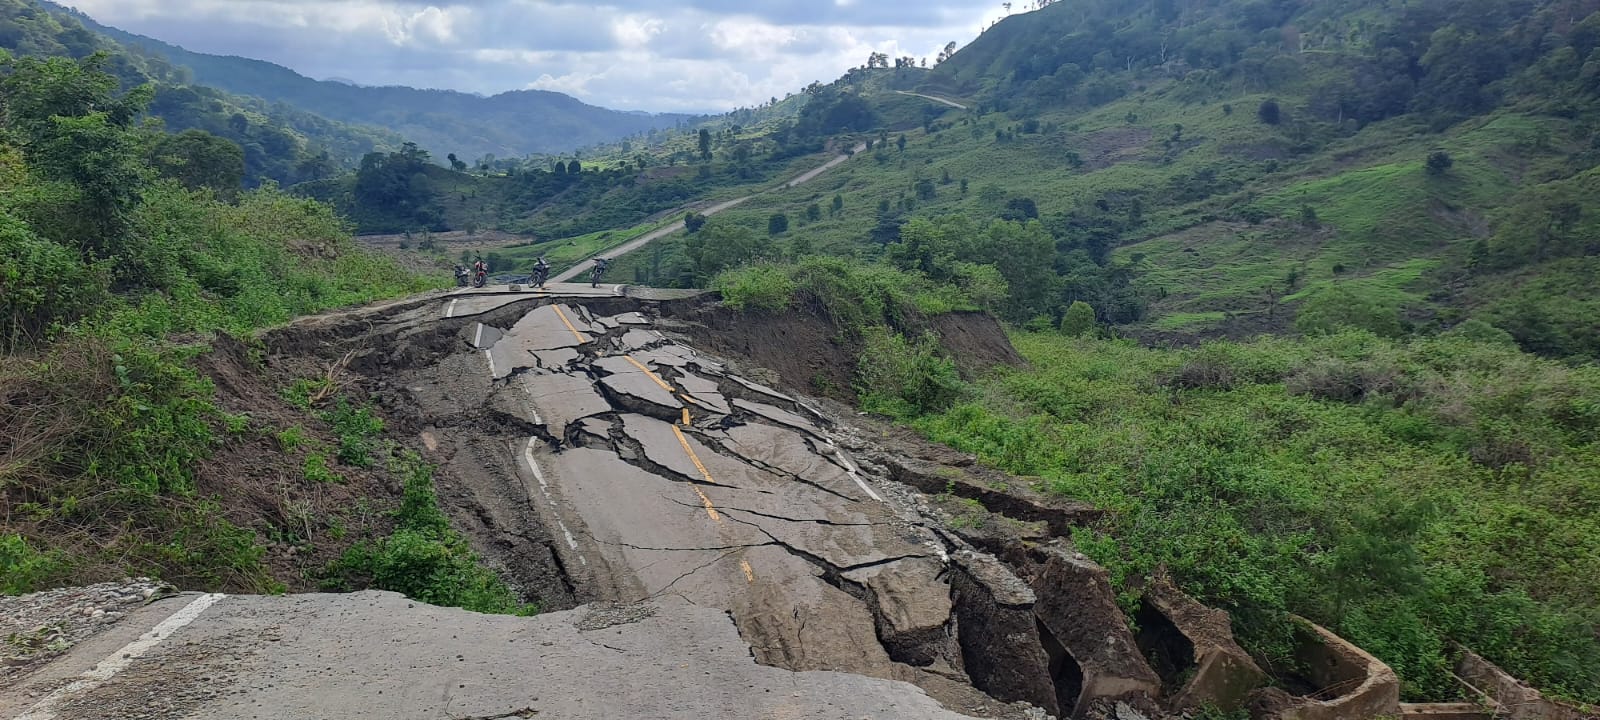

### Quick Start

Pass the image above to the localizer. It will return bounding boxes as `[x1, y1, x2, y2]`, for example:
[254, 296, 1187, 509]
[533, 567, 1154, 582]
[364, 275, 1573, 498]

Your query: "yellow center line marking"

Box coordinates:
[622, 355, 675, 392]
[551, 305, 587, 345]
[670, 423, 721, 522]
[681, 408, 692, 426]
[740, 559, 756, 584]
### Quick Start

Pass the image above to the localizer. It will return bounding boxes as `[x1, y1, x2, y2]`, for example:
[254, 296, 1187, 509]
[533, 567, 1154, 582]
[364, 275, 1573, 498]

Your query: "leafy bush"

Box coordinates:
[324, 453, 535, 615]
[0, 534, 68, 595]
[324, 401, 384, 468]
[714, 264, 796, 312]
[856, 327, 965, 419]
[917, 330, 1600, 701]
[1059, 301, 1097, 336]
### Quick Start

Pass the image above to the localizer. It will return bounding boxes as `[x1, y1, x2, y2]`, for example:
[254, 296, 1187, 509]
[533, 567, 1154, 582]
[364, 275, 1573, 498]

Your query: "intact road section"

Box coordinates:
[551, 142, 869, 283]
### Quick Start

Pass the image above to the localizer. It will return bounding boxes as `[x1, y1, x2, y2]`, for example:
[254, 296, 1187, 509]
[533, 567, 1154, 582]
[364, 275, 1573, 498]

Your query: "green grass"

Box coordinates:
[914, 329, 1600, 702]
[321, 451, 537, 616]
[488, 217, 674, 277]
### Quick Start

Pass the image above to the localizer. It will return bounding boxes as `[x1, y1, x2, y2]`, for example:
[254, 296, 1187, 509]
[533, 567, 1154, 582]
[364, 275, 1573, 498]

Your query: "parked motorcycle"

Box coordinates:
[589, 258, 609, 288]
[454, 265, 470, 287]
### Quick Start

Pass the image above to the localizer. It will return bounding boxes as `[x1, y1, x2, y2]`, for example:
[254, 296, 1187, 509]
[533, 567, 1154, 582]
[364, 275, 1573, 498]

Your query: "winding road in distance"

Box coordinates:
[553, 89, 968, 284]
[550, 141, 868, 283]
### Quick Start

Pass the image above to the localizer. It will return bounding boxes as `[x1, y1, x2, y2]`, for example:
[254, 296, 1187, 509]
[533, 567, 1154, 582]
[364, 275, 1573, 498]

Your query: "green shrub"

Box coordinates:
[324, 401, 384, 467]
[0, 534, 68, 595]
[1059, 301, 1097, 336]
[714, 264, 796, 312]
[856, 327, 965, 419]
[324, 453, 534, 615]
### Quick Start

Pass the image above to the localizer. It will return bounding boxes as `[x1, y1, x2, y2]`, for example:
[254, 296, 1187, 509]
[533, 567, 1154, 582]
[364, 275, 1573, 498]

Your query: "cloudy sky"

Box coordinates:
[67, 0, 1010, 113]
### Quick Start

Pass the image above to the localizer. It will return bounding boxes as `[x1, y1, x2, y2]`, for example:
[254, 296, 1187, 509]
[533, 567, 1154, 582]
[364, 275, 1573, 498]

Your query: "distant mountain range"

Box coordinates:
[42, 1, 694, 160]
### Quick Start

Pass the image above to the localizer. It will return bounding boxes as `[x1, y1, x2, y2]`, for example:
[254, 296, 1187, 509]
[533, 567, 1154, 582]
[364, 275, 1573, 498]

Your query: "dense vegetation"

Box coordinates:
[717, 259, 1600, 704]
[922, 327, 1600, 703]
[48, 0, 690, 161]
[0, 0, 402, 186]
[0, 52, 526, 615]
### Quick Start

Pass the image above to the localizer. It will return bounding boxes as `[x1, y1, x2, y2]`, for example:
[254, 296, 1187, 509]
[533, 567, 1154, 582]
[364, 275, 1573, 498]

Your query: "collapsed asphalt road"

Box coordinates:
[417, 284, 1034, 715]
[1, 283, 1040, 720]
[7, 283, 1319, 720]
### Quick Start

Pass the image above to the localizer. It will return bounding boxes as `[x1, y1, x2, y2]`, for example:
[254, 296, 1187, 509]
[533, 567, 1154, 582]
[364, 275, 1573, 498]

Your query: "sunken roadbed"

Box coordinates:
[6, 283, 1509, 720]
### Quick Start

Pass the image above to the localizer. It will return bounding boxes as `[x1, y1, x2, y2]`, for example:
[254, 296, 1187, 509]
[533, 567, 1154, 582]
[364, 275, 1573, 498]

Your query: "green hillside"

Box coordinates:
[672, 0, 1600, 704]
[614, 0, 1600, 361]
[45, 1, 693, 160]
[0, 0, 402, 186]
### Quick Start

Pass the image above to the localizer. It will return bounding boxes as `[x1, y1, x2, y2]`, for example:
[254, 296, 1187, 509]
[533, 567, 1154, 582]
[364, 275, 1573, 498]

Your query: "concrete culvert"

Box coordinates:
[1246, 618, 1400, 720]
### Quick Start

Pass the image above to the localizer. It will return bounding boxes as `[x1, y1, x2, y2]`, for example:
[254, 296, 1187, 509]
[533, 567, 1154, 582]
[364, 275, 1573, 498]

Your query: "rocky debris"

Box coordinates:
[1, 579, 174, 682]
[1140, 573, 1266, 712]
[1246, 618, 1401, 720]
[575, 602, 658, 631]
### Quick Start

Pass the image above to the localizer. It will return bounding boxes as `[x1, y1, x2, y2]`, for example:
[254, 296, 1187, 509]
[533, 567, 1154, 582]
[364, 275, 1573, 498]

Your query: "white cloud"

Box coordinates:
[66, 0, 1000, 112]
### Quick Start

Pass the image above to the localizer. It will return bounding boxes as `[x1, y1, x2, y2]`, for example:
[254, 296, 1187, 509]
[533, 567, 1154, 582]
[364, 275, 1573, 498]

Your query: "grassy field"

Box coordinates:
[915, 328, 1600, 703]
[612, 77, 1587, 351]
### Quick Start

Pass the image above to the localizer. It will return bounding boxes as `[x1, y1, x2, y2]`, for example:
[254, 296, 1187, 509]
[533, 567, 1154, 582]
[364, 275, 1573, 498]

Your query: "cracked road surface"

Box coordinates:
[471, 291, 993, 707]
[3, 286, 1031, 720]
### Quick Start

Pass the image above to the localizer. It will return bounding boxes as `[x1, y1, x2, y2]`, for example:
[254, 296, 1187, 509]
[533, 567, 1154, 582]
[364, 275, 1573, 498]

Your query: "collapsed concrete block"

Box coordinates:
[1247, 618, 1400, 720]
[1454, 650, 1597, 720]
[1031, 546, 1162, 718]
[948, 549, 1061, 718]
[1141, 573, 1267, 712]
[843, 557, 963, 672]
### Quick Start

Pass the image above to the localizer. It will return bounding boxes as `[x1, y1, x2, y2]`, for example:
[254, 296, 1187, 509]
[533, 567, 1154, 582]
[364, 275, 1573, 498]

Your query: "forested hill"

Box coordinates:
[45, 1, 695, 160]
[0, 0, 402, 186]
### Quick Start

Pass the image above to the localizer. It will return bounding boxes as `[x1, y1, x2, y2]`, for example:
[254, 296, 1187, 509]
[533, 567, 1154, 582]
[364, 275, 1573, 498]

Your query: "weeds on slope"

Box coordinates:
[321, 451, 537, 616]
[914, 329, 1600, 702]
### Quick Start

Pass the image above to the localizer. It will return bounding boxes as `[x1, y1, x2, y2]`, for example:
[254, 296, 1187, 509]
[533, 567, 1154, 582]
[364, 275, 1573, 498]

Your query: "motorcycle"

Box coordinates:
[472, 263, 489, 288]
[531, 262, 550, 289]
[454, 265, 470, 287]
[589, 259, 609, 288]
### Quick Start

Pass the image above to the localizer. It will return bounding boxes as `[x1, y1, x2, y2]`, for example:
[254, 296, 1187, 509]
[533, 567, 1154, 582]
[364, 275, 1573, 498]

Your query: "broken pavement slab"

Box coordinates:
[1246, 619, 1401, 720]
[594, 357, 684, 417]
[1030, 546, 1163, 718]
[948, 549, 1062, 718]
[515, 372, 613, 437]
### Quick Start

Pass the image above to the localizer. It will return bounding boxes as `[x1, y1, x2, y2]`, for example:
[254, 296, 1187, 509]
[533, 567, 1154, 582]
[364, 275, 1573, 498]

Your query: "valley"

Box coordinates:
[2, 0, 1598, 718]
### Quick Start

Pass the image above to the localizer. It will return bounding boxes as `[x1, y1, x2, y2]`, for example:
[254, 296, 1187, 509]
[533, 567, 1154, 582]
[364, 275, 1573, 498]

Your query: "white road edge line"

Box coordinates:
[445, 298, 459, 318]
[524, 438, 586, 564]
[17, 593, 228, 720]
[826, 439, 884, 503]
[484, 349, 498, 378]
[473, 322, 485, 349]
